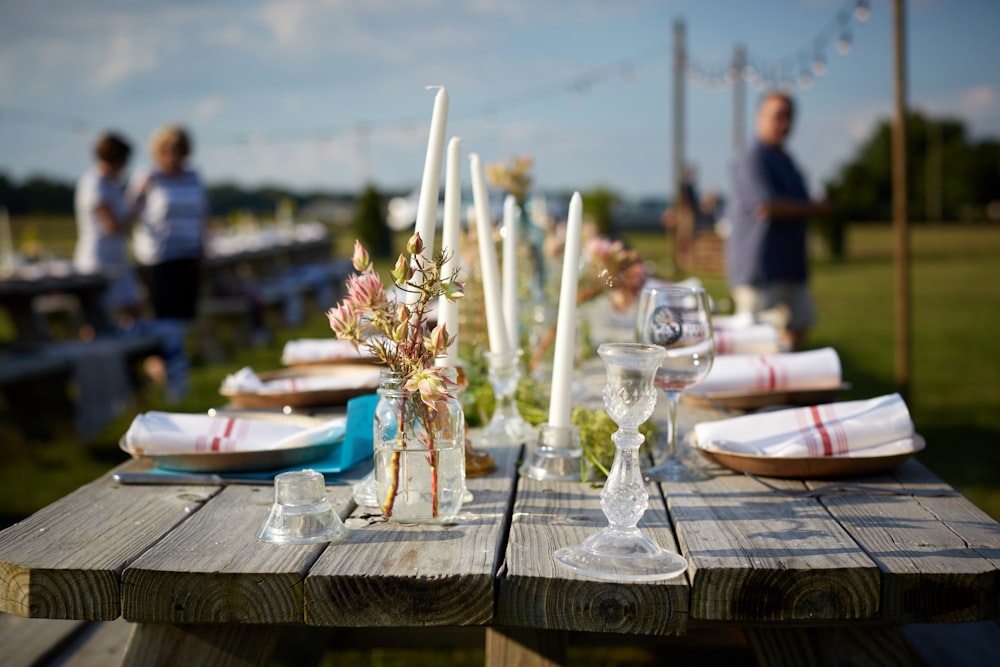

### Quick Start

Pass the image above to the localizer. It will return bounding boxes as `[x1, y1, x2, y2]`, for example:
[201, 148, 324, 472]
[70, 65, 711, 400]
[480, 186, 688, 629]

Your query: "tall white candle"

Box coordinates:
[436, 136, 462, 368]
[409, 85, 448, 304]
[469, 153, 509, 356]
[548, 192, 583, 428]
[502, 194, 519, 351]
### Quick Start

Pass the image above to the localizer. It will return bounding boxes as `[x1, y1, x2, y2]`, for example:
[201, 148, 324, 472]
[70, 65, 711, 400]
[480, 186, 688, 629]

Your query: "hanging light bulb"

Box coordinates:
[812, 51, 828, 76]
[855, 0, 871, 23]
[798, 70, 814, 90]
[836, 30, 852, 55]
[742, 63, 758, 83]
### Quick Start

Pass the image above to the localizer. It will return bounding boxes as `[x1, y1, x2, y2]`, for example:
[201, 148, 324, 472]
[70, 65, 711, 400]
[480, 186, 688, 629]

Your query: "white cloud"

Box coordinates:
[93, 33, 160, 87]
[194, 96, 227, 122]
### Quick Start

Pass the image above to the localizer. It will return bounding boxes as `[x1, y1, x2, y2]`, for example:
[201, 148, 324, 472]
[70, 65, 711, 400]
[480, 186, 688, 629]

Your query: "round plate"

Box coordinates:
[686, 382, 851, 411]
[143, 440, 339, 473]
[693, 434, 925, 479]
[220, 364, 380, 409]
[120, 413, 345, 473]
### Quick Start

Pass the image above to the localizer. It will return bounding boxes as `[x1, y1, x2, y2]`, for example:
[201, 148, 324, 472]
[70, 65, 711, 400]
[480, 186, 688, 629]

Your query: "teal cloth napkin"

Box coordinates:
[151, 393, 378, 479]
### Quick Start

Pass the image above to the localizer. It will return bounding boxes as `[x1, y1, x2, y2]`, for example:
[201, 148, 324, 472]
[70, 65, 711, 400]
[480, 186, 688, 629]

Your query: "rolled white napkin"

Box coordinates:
[122, 412, 347, 455]
[694, 393, 915, 458]
[281, 338, 375, 365]
[713, 324, 781, 355]
[695, 347, 842, 394]
[221, 366, 381, 395]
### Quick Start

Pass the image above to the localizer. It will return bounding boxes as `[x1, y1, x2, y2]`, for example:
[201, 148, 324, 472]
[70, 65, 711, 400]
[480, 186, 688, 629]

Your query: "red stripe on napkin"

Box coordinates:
[823, 404, 848, 455]
[716, 332, 729, 354]
[210, 417, 236, 452]
[757, 355, 777, 391]
[809, 406, 834, 456]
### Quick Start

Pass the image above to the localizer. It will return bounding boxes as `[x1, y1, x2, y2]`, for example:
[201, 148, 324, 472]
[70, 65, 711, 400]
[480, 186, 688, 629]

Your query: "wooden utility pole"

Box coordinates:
[733, 44, 746, 154]
[672, 19, 686, 275]
[892, 0, 911, 399]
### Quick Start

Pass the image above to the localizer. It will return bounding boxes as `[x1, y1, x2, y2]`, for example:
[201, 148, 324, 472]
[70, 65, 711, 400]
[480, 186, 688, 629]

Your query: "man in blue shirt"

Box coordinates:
[726, 92, 833, 350]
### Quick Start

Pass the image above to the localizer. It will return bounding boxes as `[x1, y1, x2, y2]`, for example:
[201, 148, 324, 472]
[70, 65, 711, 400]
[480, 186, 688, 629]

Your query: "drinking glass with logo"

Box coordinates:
[635, 284, 715, 482]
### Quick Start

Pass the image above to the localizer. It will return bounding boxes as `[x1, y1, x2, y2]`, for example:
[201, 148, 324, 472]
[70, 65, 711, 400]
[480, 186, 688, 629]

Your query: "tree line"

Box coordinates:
[2, 111, 997, 223]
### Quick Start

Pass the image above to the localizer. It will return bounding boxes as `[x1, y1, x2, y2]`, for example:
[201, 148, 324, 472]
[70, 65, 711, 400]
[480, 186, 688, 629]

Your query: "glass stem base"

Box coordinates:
[553, 526, 688, 582]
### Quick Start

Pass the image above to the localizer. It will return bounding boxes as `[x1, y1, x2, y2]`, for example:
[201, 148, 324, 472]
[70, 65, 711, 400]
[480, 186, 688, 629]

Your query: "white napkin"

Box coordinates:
[221, 366, 381, 395]
[713, 324, 781, 355]
[281, 338, 374, 365]
[694, 393, 915, 458]
[122, 412, 347, 455]
[695, 347, 842, 394]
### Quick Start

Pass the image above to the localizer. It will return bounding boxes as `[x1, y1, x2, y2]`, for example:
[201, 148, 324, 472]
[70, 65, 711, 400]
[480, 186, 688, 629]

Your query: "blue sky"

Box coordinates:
[0, 0, 997, 202]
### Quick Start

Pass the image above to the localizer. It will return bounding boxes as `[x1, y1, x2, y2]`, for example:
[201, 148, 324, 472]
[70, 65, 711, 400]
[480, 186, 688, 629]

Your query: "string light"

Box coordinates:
[684, 0, 869, 93]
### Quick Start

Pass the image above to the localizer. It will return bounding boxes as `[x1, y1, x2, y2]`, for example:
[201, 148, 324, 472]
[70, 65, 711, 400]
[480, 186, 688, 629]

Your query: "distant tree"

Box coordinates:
[825, 112, 999, 222]
[353, 184, 390, 256]
[581, 185, 620, 237]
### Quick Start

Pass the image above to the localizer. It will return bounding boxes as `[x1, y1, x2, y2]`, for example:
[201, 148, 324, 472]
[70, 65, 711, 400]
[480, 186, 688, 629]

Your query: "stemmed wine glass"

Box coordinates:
[553, 342, 688, 581]
[634, 285, 715, 482]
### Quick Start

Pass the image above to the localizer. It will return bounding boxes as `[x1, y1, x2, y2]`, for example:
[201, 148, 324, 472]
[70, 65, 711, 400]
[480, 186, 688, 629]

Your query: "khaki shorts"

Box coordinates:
[731, 283, 816, 332]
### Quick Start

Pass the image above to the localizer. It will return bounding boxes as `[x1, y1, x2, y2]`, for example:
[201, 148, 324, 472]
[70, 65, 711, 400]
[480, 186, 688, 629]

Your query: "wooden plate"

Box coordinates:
[693, 434, 925, 479]
[220, 364, 381, 409]
[686, 382, 851, 411]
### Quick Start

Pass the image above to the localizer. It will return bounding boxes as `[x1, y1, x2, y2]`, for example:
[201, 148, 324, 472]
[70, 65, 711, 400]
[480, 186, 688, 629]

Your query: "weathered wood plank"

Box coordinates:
[0, 474, 216, 619]
[122, 484, 353, 624]
[670, 470, 881, 623]
[61, 617, 133, 667]
[304, 444, 519, 627]
[814, 460, 1000, 623]
[496, 474, 689, 636]
[121, 623, 282, 667]
[485, 626, 567, 667]
[0, 613, 87, 667]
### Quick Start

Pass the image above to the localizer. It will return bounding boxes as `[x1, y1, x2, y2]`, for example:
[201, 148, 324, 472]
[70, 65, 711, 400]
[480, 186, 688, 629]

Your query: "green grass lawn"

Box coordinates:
[1, 222, 999, 526]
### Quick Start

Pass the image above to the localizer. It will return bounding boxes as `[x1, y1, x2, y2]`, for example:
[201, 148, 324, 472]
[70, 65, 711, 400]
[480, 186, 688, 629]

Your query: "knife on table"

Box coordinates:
[112, 472, 348, 486]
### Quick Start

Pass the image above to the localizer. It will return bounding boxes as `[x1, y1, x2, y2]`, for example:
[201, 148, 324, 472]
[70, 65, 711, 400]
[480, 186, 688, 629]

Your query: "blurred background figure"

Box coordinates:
[128, 124, 208, 402]
[73, 131, 143, 332]
[725, 92, 833, 350]
[661, 164, 704, 276]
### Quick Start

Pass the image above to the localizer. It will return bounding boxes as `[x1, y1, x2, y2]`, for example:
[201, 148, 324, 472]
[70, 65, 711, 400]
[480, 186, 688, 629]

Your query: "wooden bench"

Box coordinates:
[0, 614, 131, 667]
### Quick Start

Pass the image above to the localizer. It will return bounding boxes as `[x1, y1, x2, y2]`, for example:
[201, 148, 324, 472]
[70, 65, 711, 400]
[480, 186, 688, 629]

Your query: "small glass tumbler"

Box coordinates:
[257, 469, 349, 544]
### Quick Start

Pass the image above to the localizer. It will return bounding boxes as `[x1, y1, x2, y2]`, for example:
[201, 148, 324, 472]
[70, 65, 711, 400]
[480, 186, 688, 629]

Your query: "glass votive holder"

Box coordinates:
[520, 423, 583, 482]
[257, 469, 349, 544]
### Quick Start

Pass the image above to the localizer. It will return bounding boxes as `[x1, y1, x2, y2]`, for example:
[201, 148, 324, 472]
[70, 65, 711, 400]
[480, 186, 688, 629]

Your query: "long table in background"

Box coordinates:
[1, 386, 997, 666]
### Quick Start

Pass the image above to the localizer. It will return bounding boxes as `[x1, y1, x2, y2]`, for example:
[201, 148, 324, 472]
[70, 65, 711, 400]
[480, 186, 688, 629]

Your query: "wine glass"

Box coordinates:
[635, 285, 715, 482]
[553, 343, 687, 581]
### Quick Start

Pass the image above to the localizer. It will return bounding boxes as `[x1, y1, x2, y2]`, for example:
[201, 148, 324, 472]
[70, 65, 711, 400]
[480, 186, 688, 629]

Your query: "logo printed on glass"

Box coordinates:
[648, 305, 708, 346]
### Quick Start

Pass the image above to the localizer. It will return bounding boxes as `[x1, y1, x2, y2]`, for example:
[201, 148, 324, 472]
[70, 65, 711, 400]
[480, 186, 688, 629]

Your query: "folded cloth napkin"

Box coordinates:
[280, 338, 375, 365]
[694, 347, 842, 395]
[713, 324, 781, 355]
[221, 366, 381, 395]
[693, 393, 915, 458]
[122, 412, 347, 456]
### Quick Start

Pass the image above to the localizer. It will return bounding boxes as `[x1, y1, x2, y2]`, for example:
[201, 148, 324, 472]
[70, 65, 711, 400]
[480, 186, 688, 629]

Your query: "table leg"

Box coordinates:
[121, 622, 282, 667]
[485, 626, 567, 667]
[743, 625, 923, 667]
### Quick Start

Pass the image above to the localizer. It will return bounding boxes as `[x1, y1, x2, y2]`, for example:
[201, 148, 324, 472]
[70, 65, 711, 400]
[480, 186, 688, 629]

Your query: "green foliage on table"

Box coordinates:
[460, 368, 655, 483]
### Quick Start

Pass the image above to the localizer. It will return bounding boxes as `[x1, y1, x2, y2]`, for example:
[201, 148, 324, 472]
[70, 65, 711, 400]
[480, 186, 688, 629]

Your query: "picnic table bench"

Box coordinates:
[0, 394, 997, 666]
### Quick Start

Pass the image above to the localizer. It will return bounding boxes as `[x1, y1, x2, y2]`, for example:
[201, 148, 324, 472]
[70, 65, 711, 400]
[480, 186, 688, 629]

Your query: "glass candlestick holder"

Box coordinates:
[554, 343, 688, 581]
[521, 423, 582, 481]
[481, 348, 532, 446]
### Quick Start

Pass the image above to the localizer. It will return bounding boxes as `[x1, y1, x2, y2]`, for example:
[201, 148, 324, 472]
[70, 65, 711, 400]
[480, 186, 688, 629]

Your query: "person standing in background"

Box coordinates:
[128, 124, 208, 401]
[726, 92, 833, 350]
[73, 131, 143, 331]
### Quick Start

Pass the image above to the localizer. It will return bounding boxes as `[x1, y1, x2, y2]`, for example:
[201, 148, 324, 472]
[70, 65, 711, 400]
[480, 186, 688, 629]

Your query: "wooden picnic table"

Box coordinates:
[0, 388, 997, 666]
[0, 269, 115, 344]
